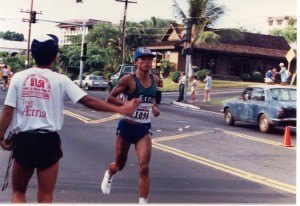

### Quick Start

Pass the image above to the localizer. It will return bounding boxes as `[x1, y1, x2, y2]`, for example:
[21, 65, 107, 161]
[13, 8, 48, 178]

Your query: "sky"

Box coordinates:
[0, 0, 297, 40]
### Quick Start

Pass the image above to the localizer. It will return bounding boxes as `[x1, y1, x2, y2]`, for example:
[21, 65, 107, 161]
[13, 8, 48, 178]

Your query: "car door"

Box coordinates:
[246, 87, 266, 123]
[231, 87, 253, 121]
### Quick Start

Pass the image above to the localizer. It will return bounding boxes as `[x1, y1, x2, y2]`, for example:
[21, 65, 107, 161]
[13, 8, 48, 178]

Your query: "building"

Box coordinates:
[147, 23, 296, 79]
[0, 39, 27, 56]
[267, 15, 297, 31]
[56, 19, 113, 45]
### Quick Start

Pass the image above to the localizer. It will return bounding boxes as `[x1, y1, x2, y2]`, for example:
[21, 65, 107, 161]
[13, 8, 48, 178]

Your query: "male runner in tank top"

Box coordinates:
[101, 47, 160, 204]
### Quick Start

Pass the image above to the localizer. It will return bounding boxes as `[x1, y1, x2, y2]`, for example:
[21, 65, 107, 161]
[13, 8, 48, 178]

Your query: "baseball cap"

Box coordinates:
[133, 47, 155, 61]
[279, 63, 284, 67]
[31, 34, 59, 58]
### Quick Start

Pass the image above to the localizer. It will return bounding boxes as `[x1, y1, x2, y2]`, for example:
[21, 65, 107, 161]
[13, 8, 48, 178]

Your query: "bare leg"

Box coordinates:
[11, 161, 35, 203]
[135, 134, 152, 198]
[108, 135, 131, 176]
[36, 161, 59, 203]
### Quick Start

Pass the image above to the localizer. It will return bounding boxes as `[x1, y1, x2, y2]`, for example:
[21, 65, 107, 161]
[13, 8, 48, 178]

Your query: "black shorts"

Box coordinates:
[116, 119, 152, 144]
[2, 76, 8, 83]
[13, 131, 63, 170]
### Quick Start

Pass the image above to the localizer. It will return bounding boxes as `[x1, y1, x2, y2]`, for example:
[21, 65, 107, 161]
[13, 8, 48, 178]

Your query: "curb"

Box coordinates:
[170, 101, 201, 110]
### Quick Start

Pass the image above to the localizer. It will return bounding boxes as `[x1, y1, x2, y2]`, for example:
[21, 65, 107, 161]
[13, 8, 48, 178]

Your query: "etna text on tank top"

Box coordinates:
[122, 73, 157, 123]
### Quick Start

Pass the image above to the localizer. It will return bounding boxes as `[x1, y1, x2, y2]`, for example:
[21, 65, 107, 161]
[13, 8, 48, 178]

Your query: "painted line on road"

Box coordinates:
[152, 141, 296, 194]
[63, 110, 119, 124]
[215, 128, 296, 150]
[153, 130, 213, 142]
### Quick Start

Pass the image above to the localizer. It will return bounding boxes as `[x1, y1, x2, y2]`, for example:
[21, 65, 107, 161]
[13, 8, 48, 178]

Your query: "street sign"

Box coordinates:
[285, 48, 296, 63]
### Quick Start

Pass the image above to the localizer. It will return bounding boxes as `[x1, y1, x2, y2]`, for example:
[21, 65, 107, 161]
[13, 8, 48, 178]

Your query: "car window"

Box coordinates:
[251, 88, 265, 101]
[270, 88, 296, 101]
[123, 66, 135, 73]
[241, 88, 253, 100]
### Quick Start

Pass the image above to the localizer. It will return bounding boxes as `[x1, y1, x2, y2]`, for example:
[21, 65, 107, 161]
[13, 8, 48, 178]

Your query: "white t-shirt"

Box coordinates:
[5, 67, 87, 132]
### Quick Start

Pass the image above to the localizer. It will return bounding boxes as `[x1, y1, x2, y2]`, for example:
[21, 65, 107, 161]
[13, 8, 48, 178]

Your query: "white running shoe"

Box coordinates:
[101, 170, 113, 194]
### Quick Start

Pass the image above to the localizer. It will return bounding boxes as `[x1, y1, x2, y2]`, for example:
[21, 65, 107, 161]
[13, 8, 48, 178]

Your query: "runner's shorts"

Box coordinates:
[117, 119, 152, 144]
[13, 131, 63, 170]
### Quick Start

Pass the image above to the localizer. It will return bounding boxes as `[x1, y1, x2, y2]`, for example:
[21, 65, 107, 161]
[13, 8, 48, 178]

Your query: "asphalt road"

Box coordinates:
[0, 88, 296, 204]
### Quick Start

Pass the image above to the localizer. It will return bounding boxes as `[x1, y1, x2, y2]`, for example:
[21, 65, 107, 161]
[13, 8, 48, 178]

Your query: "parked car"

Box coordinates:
[222, 85, 296, 133]
[108, 64, 163, 104]
[74, 75, 108, 90]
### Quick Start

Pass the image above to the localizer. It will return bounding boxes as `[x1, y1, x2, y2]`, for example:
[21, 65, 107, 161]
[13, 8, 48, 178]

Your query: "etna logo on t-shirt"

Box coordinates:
[21, 73, 51, 118]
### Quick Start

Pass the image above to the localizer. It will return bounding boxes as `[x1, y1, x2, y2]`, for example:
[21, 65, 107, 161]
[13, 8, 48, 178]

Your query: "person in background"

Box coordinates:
[0, 34, 140, 203]
[202, 72, 212, 102]
[190, 75, 198, 103]
[264, 66, 273, 85]
[278, 62, 290, 86]
[176, 72, 186, 102]
[2, 65, 9, 91]
[101, 47, 160, 204]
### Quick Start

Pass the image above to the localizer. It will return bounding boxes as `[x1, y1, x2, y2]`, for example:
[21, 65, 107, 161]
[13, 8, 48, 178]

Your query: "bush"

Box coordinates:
[92, 71, 103, 76]
[195, 69, 210, 80]
[240, 73, 251, 82]
[252, 71, 263, 82]
[160, 59, 171, 78]
[171, 71, 181, 83]
[104, 72, 114, 81]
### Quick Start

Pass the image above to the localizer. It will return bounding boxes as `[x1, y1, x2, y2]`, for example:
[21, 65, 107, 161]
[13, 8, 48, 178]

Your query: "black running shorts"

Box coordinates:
[13, 131, 63, 170]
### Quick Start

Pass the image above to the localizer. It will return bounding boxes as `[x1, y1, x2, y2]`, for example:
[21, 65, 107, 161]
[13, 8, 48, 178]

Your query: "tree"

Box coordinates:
[2, 31, 24, 41]
[173, 0, 244, 78]
[269, 18, 297, 45]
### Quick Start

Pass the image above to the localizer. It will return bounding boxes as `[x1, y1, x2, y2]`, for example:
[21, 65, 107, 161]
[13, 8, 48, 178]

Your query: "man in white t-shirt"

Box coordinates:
[1, 65, 9, 91]
[0, 34, 140, 203]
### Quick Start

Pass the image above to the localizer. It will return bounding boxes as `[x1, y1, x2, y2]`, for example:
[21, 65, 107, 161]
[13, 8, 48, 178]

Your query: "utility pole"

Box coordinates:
[183, 18, 193, 102]
[115, 0, 137, 64]
[21, 0, 42, 69]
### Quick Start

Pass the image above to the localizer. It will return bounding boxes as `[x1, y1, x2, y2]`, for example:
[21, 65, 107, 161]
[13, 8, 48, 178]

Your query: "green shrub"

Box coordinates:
[171, 71, 181, 83]
[195, 69, 210, 80]
[252, 71, 263, 82]
[92, 71, 103, 76]
[104, 72, 114, 80]
[240, 73, 251, 81]
[160, 59, 171, 77]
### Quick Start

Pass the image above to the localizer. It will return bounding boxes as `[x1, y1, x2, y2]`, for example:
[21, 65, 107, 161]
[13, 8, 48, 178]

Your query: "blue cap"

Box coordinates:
[133, 47, 155, 61]
[31, 34, 59, 58]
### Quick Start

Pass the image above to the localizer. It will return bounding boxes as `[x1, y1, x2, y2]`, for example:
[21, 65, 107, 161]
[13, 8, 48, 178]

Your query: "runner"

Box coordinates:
[101, 47, 160, 204]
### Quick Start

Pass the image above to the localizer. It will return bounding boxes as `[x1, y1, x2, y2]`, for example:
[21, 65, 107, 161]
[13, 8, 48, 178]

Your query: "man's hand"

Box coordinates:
[152, 104, 160, 117]
[121, 98, 141, 116]
[0, 139, 14, 151]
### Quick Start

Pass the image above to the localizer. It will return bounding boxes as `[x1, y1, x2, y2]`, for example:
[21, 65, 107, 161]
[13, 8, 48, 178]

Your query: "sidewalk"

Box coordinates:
[171, 100, 223, 113]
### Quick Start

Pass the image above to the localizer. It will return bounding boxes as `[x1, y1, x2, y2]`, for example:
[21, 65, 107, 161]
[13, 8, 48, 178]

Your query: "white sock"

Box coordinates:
[139, 197, 148, 204]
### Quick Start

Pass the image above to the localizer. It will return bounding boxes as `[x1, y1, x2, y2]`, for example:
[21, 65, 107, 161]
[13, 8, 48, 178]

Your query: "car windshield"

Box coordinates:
[91, 76, 103, 80]
[270, 88, 296, 101]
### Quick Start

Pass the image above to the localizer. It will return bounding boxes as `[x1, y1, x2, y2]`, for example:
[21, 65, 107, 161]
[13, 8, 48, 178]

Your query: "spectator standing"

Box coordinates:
[190, 75, 198, 103]
[176, 72, 186, 102]
[264, 66, 273, 84]
[2, 65, 9, 91]
[279, 62, 290, 86]
[202, 72, 212, 102]
[0, 34, 140, 203]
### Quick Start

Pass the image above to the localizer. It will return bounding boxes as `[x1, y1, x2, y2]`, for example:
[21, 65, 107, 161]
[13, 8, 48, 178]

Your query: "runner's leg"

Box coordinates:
[135, 134, 152, 199]
[11, 161, 35, 203]
[36, 161, 59, 203]
[109, 135, 131, 176]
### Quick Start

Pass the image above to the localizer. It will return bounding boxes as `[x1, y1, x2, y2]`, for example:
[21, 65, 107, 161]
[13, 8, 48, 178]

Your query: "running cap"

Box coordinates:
[133, 47, 155, 61]
[31, 34, 59, 58]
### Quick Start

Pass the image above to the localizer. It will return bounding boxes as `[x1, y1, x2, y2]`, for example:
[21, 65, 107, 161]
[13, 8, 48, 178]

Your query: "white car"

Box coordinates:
[74, 75, 108, 90]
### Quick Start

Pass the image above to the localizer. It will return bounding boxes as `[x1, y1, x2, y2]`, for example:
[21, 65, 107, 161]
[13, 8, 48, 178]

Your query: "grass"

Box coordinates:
[161, 77, 264, 92]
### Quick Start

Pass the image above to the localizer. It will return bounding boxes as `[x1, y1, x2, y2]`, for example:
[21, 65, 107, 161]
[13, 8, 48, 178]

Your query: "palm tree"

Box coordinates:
[173, 0, 244, 77]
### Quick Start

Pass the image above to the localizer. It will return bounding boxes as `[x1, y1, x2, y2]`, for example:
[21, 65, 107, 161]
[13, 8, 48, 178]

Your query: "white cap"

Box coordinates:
[279, 63, 284, 67]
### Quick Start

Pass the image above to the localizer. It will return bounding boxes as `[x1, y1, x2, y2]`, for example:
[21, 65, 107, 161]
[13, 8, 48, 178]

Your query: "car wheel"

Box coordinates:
[156, 90, 162, 104]
[259, 114, 270, 133]
[225, 108, 235, 126]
